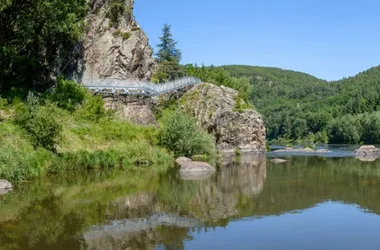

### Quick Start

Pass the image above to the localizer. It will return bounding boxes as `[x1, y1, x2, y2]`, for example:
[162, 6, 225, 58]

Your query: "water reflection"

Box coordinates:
[2, 156, 380, 249]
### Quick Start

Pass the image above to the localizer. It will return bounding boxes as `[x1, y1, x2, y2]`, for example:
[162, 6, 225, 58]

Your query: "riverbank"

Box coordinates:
[0, 82, 175, 182]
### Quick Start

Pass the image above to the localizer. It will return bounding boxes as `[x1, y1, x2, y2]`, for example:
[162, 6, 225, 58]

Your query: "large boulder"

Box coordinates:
[179, 83, 266, 153]
[175, 157, 215, 180]
[354, 145, 380, 155]
[79, 0, 156, 81]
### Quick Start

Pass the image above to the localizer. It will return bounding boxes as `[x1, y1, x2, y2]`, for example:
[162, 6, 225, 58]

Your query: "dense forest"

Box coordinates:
[218, 65, 380, 144]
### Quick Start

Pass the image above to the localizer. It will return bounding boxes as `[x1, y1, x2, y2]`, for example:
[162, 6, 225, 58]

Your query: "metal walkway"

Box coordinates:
[82, 77, 201, 96]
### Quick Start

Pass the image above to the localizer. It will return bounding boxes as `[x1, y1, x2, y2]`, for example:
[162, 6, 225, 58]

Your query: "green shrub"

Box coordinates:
[48, 79, 87, 111]
[233, 95, 253, 113]
[122, 32, 130, 40]
[15, 93, 62, 150]
[234, 148, 242, 156]
[131, 27, 140, 32]
[76, 94, 106, 121]
[0, 122, 54, 181]
[114, 30, 130, 40]
[158, 110, 214, 157]
[0, 96, 7, 109]
[106, 0, 131, 27]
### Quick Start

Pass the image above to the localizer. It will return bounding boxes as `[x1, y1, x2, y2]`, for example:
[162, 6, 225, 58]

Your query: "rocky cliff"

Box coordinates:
[80, 0, 156, 81]
[179, 83, 266, 153]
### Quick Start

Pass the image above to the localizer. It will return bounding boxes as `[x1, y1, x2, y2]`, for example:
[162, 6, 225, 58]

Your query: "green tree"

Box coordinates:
[156, 24, 182, 63]
[0, 0, 88, 91]
[152, 24, 183, 82]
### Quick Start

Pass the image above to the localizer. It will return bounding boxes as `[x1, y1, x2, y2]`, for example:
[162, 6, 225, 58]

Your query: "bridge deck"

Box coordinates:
[82, 77, 201, 96]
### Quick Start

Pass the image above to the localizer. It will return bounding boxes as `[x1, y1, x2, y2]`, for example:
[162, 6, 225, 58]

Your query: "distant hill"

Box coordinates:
[216, 65, 380, 143]
[220, 65, 325, 84]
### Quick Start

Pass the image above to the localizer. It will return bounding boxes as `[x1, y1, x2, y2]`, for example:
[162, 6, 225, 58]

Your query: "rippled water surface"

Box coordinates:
[2, 153, 380, 250]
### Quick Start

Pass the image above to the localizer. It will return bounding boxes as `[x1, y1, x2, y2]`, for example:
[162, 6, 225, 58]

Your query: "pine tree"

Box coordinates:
[156, 24, 182, 63]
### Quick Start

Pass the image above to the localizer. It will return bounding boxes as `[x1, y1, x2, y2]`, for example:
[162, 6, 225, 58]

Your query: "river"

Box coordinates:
[1, 148, 380, 249]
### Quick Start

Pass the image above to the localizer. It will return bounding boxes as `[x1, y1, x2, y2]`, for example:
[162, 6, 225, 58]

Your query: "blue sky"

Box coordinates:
[134, 0, 380, 81]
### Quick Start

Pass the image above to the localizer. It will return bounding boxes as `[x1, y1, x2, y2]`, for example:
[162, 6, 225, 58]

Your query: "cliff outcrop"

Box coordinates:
[179, 83, 266, 153]
[80, 0, 156, 81]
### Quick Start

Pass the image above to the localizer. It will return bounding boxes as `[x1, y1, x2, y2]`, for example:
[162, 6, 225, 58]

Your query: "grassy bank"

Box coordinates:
[0, 79, 216, 182]
[0, 81, 173, 182]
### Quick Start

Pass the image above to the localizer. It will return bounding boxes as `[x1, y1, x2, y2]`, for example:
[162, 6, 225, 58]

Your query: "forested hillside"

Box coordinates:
[217, 65, 380, 144]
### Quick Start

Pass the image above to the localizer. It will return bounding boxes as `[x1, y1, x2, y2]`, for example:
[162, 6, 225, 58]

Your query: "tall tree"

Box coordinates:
[152, 24, 183, 83]
[0, 0, 88, 92]
[156, 24, 182, 63]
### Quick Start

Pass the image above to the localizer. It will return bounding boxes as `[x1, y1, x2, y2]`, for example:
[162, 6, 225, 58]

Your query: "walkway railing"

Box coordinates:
[82, 77, 201, 96]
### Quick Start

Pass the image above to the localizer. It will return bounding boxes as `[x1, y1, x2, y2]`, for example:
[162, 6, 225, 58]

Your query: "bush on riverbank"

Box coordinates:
[158, 110, 215, 158]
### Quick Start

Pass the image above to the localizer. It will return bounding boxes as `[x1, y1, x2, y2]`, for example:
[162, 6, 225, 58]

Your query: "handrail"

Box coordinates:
[82, 77, 201, 96]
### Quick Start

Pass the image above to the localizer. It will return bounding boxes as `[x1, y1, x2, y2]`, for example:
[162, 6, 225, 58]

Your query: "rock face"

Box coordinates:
[103, 94, 158, 126]
[180, 83, 266, 153]
[80, 0, 156, 81]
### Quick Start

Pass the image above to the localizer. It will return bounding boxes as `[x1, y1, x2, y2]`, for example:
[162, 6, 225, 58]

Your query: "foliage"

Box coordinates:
[114, 30, 130, 40]
[327, 112, 380, 144]
[234, 148, 242, 156]
[158, 110, 214, 157]
[106, 0, 131, 27]
[183, 64, 253, 103]
[156, 24, 182, 63]
[0, 122, 53, 181]
[76, 94, 106, 121]
[219, 65, 380, 143]
[153, 24, 183, 82]
[151, 61, 185, 83]
[0, 89, 173, 181]
[0, 96, 7, 109]
[47, 78, 87, 111]
[0, 0, 88, 91]
[15, 93, 62, 150]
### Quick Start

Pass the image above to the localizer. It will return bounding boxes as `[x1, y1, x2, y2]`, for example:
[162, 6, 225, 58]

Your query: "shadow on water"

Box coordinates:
[2, 156, 380, 249]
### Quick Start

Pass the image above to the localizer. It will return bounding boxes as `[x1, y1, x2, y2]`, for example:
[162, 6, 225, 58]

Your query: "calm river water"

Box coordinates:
[1, 150, 380, 249]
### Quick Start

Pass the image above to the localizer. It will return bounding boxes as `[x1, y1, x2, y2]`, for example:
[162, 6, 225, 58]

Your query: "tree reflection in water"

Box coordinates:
[2, 156, 380, 249]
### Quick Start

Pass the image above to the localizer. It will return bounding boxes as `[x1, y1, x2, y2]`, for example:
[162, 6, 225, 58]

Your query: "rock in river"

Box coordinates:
[354, 145, 380, 156]
[0, 180, 12, 189]
[0, 180, 12, 195]
[175, 157, 215, 180]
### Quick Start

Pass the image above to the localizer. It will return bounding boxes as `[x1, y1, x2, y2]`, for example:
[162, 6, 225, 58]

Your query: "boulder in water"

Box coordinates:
[270, 158, 288, 164]
[354, 145, 380, 156]
[175, 157, 215, 180]
[0, 180, 12, 189]
[0, 180, 12, 195]
[175, 157, 192, 166]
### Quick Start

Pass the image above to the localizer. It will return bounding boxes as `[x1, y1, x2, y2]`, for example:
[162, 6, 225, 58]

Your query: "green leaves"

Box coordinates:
[15, 93, 63, 151]
[0, 0, 88, 91]
[156, 24, 182, 63]
[158, 111, 214, 158]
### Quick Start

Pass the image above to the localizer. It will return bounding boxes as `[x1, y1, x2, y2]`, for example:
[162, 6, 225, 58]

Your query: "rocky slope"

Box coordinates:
[80, 0, 156, 81]
[179, 83, 266, 153]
